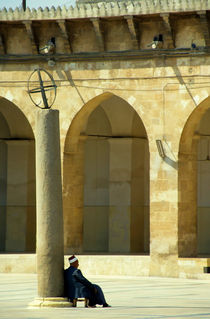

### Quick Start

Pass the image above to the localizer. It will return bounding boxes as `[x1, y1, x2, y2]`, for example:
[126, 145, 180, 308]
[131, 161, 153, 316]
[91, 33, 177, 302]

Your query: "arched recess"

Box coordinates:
[178, 96, 210, 257]
[0, 98, 36, 253]
[63, 93, 150, 254]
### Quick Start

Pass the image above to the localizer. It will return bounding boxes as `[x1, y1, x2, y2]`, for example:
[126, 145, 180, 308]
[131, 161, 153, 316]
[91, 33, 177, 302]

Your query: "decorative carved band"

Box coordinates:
[1, 1, 210, 21]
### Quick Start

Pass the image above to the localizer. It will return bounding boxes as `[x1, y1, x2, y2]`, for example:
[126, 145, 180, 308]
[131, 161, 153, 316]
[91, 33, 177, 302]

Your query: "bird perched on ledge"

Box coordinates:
[39, 37, 56, 54]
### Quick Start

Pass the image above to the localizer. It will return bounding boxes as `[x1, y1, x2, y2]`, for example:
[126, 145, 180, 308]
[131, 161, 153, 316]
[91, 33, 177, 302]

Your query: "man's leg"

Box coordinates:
[93, 284, 110, 306]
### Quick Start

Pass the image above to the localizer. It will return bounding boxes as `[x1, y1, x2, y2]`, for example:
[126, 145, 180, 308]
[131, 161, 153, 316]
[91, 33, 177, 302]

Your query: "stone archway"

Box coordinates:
[0, 98, 35, 253]
[63, 93, 150, 254]
[178, 96, 210, 257]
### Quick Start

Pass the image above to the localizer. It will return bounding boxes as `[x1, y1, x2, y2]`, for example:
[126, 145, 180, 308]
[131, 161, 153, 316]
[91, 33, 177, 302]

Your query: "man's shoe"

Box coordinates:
[103, 303, 111, 307]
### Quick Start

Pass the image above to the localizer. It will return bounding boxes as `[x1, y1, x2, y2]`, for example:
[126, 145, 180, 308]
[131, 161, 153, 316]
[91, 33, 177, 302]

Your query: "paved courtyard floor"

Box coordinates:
[1, 273, 210, 319]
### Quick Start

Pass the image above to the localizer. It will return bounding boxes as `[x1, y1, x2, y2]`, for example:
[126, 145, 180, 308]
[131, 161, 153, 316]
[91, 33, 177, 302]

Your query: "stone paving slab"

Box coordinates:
[1, 274, 210, 319]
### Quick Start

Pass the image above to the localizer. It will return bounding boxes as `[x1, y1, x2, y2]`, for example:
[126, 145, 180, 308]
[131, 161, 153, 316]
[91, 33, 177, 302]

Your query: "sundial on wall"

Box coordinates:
[28, 68, 57, 109]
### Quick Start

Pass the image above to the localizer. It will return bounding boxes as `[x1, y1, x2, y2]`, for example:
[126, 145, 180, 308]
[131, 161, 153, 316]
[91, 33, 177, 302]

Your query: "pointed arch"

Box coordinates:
[178, 96, 210, 257]
[63, 92, 150, 255]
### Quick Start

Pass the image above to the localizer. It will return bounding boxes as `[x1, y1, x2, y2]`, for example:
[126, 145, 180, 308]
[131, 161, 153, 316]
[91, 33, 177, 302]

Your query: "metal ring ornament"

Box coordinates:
[27, 68, 57, 109]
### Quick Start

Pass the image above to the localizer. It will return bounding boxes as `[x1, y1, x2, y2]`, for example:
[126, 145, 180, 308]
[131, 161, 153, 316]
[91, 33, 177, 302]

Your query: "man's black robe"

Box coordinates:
[64, 265, 106, 306]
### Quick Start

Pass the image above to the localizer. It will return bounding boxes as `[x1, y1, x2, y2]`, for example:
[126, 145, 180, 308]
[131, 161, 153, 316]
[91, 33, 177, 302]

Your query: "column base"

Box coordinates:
[28, 297, 73, 308]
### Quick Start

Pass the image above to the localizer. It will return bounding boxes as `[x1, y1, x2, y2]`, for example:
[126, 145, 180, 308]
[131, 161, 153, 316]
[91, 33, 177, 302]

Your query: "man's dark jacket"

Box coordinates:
[64, 266, 95, 301]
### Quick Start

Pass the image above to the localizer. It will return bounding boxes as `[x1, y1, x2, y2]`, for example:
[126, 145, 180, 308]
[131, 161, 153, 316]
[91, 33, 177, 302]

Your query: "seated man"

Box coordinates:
[64, 255, 110, 308]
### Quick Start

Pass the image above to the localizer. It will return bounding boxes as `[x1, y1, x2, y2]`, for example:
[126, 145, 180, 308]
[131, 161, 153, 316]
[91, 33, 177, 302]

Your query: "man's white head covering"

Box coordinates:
[68, 255, 78, 264]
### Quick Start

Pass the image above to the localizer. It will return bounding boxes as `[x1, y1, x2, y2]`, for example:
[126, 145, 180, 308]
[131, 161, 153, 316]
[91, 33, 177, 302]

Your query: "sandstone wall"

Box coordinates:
[0, 5, 210, 277]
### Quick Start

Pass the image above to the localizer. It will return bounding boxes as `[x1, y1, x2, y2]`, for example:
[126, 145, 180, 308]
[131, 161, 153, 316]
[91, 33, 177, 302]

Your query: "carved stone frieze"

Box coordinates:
[1, 1, 210, 21]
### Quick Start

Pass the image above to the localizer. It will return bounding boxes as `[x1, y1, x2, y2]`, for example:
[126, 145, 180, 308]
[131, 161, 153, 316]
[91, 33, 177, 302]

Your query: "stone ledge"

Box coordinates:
[1, 254, 210, 279]
[0, 254, 150, 276]
[0, 48, 208, 64]
[1, 0, 210, 21]
[28, 297, 73, 308]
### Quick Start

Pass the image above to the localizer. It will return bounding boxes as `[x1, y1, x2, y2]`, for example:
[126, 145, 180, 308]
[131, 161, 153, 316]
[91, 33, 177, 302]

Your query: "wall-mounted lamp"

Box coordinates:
[191, 40, 197, 49]
[48, 59, 56, 67]
[39, 37, 56, 54]
[156, 140, 166, 158]
[148, 34, 163, 49]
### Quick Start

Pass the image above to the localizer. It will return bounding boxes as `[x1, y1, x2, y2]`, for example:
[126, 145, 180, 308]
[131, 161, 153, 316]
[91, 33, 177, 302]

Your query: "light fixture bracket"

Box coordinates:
[156, 139, 166, 158]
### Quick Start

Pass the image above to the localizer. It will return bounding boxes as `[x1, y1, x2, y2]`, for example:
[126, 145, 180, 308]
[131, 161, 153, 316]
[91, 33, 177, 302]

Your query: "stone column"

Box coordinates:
[108, 137, 148, 253]
[178, 152, 197, 257]
[0, 141, 7, 251]
[63, 136, 86, 254]
[108, 138, 132, 253]
[6, 140, 34, 252]
[149, 140, 179, 277]
[30, 109, 70, 308]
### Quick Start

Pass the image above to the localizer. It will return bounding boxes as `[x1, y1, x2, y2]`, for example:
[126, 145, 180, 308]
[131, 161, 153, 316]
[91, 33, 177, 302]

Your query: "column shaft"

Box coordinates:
[36, 109, 64, 297]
